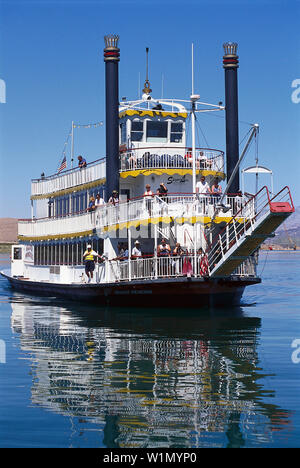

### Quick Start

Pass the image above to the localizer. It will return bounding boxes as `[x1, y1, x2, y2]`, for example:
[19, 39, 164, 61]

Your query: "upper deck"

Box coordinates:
[30, 148, 224, 199]
[31, 158, 106, 200]
[30, 95, 225, 202]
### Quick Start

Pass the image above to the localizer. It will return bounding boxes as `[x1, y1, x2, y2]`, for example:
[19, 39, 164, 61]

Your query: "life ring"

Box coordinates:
[200, 255, 209, 276]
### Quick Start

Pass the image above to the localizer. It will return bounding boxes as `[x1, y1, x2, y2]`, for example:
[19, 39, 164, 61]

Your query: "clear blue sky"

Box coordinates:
[0, 0, 299, 218]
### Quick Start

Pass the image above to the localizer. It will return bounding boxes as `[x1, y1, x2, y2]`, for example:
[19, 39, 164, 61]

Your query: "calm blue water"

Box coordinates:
[0, 251, 299, 448]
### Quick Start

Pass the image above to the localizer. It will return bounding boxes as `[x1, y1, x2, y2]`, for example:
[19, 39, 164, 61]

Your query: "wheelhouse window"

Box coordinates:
[146, 121, 168, 143]
[131, 121, 143, 142]
[170, 122, 183, 143]
[120, 122, 127, 144]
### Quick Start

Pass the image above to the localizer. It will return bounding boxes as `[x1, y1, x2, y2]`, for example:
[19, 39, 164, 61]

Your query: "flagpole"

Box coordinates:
[190, 44, 199, 195]
[71, 121, 74, 169]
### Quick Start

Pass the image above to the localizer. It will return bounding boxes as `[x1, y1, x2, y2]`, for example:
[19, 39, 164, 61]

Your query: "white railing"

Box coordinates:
[207, 186, 294, 272]
[18, 194, 247, 238]
[232, 257, 258, 277]
[120, 147, 224, 173]
[107, 252, 257, 281]
[108, 254, 209, 282]
[31, 159, 106, 197]
[19, 211, 94, 238]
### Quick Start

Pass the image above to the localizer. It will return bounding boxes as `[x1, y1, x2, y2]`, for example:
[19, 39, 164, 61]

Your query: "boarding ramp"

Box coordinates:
[208, 186, 294, 277]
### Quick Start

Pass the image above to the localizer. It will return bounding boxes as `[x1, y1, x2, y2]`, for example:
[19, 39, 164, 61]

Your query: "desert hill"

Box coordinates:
[0, 218, 18, 243]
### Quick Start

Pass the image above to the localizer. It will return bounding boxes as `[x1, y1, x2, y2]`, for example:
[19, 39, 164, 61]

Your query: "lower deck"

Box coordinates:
[1, 269, 260, 308]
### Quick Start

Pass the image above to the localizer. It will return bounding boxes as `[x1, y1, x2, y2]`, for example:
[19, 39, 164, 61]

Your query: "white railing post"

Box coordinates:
[128, 228, 132, 281]
[154, 224, 158, 279]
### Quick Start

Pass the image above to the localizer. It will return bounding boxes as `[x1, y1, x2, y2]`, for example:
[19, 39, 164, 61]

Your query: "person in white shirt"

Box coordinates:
[132, 240, 142, 258]
[132, 240, 142, 278]
[196, 176, 210, 195]
[196, 175, 210, 214]
[95, 193, 105, 208]
[144, 184, 154, 216]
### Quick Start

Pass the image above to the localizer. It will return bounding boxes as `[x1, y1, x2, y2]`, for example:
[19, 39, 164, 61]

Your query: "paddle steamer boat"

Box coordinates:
[2, 36, 294, 307]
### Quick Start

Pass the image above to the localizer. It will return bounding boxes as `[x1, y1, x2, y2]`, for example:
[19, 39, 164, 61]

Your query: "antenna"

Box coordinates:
[146, 47, 149, 82]
[138, 72, 141, 99]
[192, 42, 194, 95]
[142, 47, 152, 96]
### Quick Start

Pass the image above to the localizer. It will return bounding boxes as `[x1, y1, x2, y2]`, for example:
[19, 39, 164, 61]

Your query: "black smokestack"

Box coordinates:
[104, 34, 120, 201]
[223, 42, 239, 194]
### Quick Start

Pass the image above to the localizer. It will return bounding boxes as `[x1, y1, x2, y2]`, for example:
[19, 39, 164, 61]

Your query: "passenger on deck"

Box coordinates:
[83, 244, 103, 283]
[108, 190, 119, 205]
[210, 178, 222, 198]
[132, 240, 142, 278]
[157, 238, 171, 256]
[144, 184, 154, 216]
[157, 238, 171, 277]
[156, 182, 168, 202]
[198, 151, 212, 169]
[196, 176, 210, 196]
[196, 176, 210, 213]
[87, 196, 96, 212]
[127, 151, 137, 169]
[121, 244, 129, 260]
[173, 242, 184, 256]
[172, 242, 184, 276]
[185, 148, 193, 167]
[132, 240, 142, 259]
[234, 190, 243, 214]
[78, 155, 87, 168]
[95, 193, 105, 208]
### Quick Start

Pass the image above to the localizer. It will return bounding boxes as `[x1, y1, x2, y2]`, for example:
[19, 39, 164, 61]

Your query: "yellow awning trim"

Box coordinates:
[119, 110, 188, 119]
[30, 178, 106, 200]
[102, 216, 244, 233]
[120, 168, 225, 180]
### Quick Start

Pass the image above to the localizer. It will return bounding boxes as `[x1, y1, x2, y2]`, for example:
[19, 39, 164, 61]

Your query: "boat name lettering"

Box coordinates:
[114, 290, 152, 295]
[167, 175, 187, 185]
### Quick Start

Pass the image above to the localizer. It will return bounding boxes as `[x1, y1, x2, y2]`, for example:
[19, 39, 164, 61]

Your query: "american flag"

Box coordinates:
[58, 155, 67, 173]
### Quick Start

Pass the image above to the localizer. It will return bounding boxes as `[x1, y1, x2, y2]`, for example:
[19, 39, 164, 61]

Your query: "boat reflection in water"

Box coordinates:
[10, 297, 292, 448]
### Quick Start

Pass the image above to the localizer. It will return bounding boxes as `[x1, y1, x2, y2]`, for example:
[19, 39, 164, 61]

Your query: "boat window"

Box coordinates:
[170, 122, 183, 143]
[146, 121, 168, 142]
[131, 121, 143, 142]
[120, 122, 127, 144]
[13, 247, 22, 260]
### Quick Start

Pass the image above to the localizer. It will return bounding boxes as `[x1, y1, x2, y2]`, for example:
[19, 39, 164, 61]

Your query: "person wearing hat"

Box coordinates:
[108, 190, 119, 205]
[156, 182, 168, 200]
[132, 240, 142, 259]
[143, 184, 154, 216]
[132, 240, 142, 279]
[83, 244, 102, 283]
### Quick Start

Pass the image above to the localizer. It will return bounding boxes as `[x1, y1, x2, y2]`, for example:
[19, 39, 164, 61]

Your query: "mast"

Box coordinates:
[71, 120, 74, 169]
[190, 43, 199, 195]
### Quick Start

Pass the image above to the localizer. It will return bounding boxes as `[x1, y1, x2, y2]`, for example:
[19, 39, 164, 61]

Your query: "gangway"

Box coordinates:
[208, 186, 294, 277]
